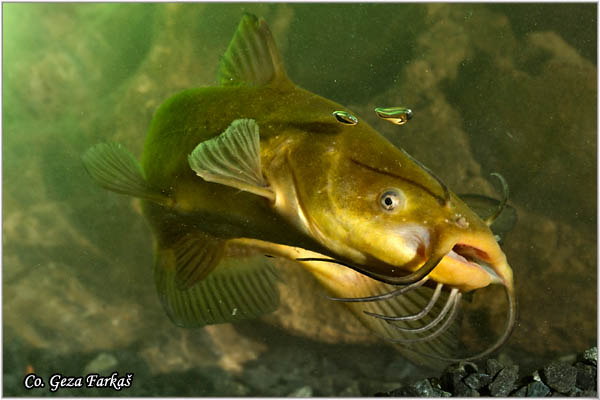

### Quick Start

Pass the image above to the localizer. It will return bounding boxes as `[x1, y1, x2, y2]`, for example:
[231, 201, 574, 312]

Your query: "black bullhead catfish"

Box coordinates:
[83, 14, 517, 367]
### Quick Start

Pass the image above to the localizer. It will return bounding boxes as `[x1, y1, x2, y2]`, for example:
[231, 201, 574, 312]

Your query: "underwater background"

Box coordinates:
[3, 3, 596, 396]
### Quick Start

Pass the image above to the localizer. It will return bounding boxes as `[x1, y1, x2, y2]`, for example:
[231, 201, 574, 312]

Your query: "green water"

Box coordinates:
[3, 3, 596, 396]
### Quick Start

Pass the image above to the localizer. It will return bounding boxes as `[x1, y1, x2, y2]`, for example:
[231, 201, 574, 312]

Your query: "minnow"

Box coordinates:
[375, 107, 413, 125]
[83, 14, 516, 367]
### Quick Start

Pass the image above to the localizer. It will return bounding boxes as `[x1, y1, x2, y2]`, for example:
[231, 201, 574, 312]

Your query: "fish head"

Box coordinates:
[285, 113, 514, 295]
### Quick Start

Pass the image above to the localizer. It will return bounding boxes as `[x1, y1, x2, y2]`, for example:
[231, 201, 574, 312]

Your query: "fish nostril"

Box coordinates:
[453, 215, 469, 229]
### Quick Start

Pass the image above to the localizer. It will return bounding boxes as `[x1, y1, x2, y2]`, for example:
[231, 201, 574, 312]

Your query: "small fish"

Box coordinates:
[332, 110, 358, 125]
[83, 14, 516, 368]
[375, 107, 413, 125]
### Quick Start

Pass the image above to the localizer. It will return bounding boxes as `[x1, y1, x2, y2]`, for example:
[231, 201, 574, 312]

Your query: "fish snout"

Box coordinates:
[429, 231, 514, 293]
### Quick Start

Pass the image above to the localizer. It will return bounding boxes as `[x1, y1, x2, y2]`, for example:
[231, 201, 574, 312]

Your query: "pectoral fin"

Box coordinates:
[82, 142, 167, 204]
[155, 237, 281, 327]
[188, 119, 275, 201]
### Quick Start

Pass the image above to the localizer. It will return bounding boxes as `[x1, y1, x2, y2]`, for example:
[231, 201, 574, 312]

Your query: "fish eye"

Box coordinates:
[333, 111, 358, 125]
[380, 189, 404, 212]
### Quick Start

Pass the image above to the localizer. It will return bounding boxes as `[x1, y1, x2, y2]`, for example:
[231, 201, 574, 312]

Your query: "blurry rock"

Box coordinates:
[288, 385, 313, 397]
[464, 373, 492, 391]
[387, 378, 451, 397]
[214, 379, 250, 396]
[440, 363, 475, 395]
[507, 211, 596, 363]
[339, 381, 362, 397]
[582, 347, 597, 366]
[526, 380, 551, 397]
[486, 359, 504, 379]
[262, 259, 376, 345]
[542, 361, 577, 394]
[3, 261, 142, 353]
[205, 324, 267, 373]
[245, 364, 280, 392]
[138, 325, 237, 375]
[488, 365, 519, 397]
[83, 353, 118, 376]
[512, 385, 527, 397]
[574, 362, 596, 391]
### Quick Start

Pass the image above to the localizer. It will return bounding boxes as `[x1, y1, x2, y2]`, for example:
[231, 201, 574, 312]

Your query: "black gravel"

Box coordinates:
[489, 364, 519, 396]
[542, 361, 577, 393]
[377, 347, 597, 397]
[526, 380, 550, 397]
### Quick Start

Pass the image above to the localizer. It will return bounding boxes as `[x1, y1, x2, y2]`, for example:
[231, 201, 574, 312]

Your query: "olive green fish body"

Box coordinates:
[82, 14, 517, 368]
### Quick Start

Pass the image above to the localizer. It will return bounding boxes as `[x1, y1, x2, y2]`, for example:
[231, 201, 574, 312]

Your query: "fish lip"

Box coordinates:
[448, 244, 503, 284]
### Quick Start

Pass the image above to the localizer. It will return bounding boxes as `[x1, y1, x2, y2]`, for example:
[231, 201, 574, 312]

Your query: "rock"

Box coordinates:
[559, 353, 577, 365]
[83, 352, 118, 375]
[580, 390, 598, 397]
[440, 363, 469, 393]
[486, 359, 504, 379]
[429, 377, 452, 397]
[389, 378, 453, 397]
[489, 365, 519, 397]
[512, 385, 527, 397]
[288, 385, 313, 397]
[526, 381, 551, 397]
[339, 381, 361, 397]
[464, 373, 492, 391]
[498, 353, 516, 367]
[574, 362, 596, 391]
[4, 4, 597, 396]
[582, 347, 597, 366]
[214, 379, 250, 396]
[246, 365, 280, 391]
[462, 362, 479, 374]
[542, 361, 577, 393]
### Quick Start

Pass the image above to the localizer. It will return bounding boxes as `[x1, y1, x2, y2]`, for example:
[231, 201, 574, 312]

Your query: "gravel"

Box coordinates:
[489, 365, 519, 396]
[526, 381, 550, 397]
[378, 347, 597, 397]
[582, 348, 597, 366]
[542, 361, 577, 393]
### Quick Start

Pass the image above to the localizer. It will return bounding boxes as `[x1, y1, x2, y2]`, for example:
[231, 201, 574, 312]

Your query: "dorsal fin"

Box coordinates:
[217, 13, 289, 87]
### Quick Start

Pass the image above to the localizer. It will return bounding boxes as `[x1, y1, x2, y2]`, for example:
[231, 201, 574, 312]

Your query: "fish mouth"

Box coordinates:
[447, 244, 503, 284]
[429, 236, 513, 293]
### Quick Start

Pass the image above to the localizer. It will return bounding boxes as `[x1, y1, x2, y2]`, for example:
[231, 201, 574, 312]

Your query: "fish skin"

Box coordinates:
[140, 13, 512, 293]
[140, 75, 511, 293]
[83, 14, 516, 367]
